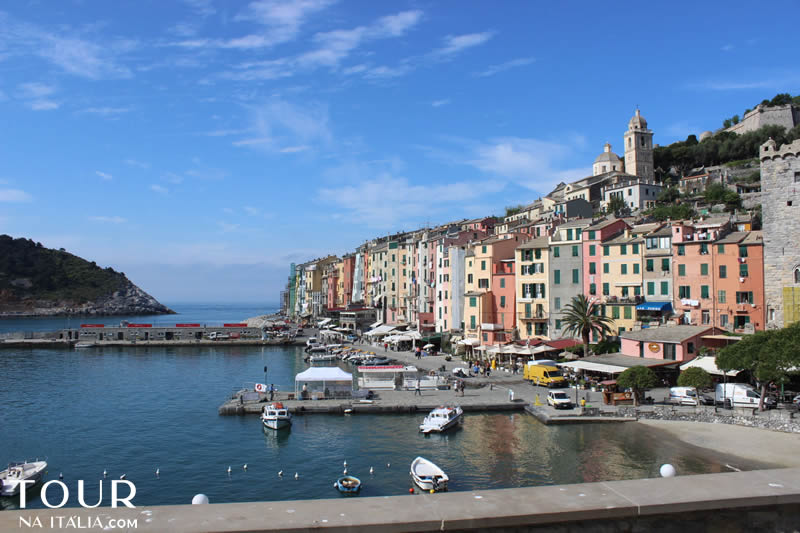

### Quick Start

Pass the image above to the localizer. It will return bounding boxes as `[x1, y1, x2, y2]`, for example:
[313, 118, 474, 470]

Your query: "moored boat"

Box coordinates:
[75, 342, 96, 348]
[410, 457, 448, 492]
[0, 460, 47, 496]
[334, 475, 361, 494]
[419, 406, 463, 434]
[261, 403, 291, 430]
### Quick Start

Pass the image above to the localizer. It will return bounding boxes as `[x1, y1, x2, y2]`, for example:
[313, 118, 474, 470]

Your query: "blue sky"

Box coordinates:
[0, 1, 798, 304]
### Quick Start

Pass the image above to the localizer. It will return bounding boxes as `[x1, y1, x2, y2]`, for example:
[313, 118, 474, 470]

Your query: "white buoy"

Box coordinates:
[59, 473, 63, 480]
[387, 463, 391, 468]
[120, 474, 126, 480]
[227, 466, 232, 474]
[660, 464, 676, 478]
[278, 470, 283, 477]
[103, 469, 107, 478]
[155, 468, 160, 476]
[243, 464, 248, 471]
[343, 468, 347, 475]
[369, 467, 374, 474]
[294, 472, 299, 480]
[343, 460, 347, 467]
[192, 494, 209, 505]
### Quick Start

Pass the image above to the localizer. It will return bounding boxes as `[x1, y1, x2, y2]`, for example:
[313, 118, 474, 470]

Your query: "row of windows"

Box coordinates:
[600, 243, 640, 256]
[553, 269, 581, 284]
[677, 244, 749, 257]
[677, 286, 754, 303]
[676, 263, 748, 278]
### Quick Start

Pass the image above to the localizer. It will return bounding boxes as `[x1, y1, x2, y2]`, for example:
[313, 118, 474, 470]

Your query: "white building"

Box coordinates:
[601, 178, 663, 212]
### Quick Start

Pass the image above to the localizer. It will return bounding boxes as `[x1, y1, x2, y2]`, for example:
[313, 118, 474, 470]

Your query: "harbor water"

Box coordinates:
[0, 304, 767, 510]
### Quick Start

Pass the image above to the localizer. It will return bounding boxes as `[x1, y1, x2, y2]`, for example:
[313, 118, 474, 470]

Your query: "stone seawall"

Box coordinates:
[2, 468, 798, 532]
[600, 404, 800, 433]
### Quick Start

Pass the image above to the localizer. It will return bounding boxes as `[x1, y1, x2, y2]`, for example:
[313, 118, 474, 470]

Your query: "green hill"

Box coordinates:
[0, 235, 173, 316]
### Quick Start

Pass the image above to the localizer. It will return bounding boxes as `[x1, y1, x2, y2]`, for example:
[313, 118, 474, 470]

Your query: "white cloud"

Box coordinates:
[280, 145, 309, 153]
[476, 57, 534, 77]
[28, 100, 59, 111]
[0, 189, 33, 202]
[217, 221, 240, 233]
[81, 107, 131, 116]
[88, 215, 126, 224]
[363, 64, 411, 79]
[435, 32, 494, 57]
[317, 173, 504, 228]
[235, 98, 330, 153]
[243, 206, 260, 216]
[124, 158, 150, 169]
[431, 99, 450, 107]
[150, 184, 168, 194]
[96, 171, 113, 181]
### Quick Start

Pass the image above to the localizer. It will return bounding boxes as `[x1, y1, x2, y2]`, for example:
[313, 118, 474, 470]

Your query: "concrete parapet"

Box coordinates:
[2, 468, 799, 532]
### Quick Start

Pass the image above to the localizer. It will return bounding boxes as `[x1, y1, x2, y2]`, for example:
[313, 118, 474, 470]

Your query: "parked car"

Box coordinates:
[547, 390, 573, 409]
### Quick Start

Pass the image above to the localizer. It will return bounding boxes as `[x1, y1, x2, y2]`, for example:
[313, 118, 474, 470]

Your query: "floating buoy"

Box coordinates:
[103, 469, 107, 478]
[155, 468, 160, 476]
[429, 489, 435, 494]
[59, 473, 63, 480]
[227, 466, 232, 474]
[387, 463, 391, 468]
[343, 460, 347, 467]
[294, 472, 299, 480]
[660, 464, 676, 478]
[343, 468, 347, 475]
[191, 494, 209, 505]
[278, 470, 283, 477]
[408, 488, 414, 494]
[369, 467, 374, 474]
[243, 464, 248, 471]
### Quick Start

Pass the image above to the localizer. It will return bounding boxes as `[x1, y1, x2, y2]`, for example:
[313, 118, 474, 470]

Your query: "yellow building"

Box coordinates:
[516, 237, 550, 340]
[599, 230, 644, 334]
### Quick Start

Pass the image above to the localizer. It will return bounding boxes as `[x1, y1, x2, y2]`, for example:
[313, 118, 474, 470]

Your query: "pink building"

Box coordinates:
[619, 326, 725, 362]
[485, 259, 516, 344]
[581, 217, 629, 301]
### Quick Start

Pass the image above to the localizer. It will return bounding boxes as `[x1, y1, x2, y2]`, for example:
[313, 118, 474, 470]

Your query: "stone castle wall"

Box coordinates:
[728, 104, 799, 135]
[760, 138, 800, 328]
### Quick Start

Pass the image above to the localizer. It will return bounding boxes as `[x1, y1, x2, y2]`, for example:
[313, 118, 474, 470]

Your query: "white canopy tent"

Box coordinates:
[295, 367, 353, 399]
[679, 356, 741, 377]
[365, 325, 397, 337]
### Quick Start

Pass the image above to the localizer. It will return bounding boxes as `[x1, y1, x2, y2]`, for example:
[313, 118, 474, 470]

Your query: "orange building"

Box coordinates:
[712, 231, 765, 331]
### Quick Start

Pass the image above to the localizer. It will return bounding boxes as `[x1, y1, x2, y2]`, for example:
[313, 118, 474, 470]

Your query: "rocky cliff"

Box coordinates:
[0, 235, 174, 317]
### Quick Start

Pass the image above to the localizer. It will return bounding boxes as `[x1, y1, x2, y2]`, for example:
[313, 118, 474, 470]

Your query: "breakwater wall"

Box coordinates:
[598, 404, 800, 433]
[2, 468, 798, 532]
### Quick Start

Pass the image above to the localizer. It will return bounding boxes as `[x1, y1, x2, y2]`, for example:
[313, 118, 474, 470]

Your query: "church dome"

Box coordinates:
[628, 109, 648, 130]
[592, 143, 622, 176]
[594, 143, 622, 164]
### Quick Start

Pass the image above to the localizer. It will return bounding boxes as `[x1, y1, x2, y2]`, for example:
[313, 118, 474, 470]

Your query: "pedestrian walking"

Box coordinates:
[415, 379, 422, 396]
[268, 383, 275, 401]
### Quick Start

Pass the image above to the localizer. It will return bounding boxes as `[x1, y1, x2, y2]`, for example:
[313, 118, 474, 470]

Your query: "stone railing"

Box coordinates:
[2, 468, 799, 532]
[598, 404, 800, 433]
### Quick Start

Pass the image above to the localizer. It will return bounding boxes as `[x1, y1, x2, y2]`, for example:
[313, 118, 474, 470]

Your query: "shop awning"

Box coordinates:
[458, 338, 480, 346]
[368, 321, 383, 329]
[679, 356, 741, 377]
[558, 360, 627, 374]
[636, 301, 673, 312]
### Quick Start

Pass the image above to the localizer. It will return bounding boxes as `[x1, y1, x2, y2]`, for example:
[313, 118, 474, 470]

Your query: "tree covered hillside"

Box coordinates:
[0, 235, 133, 304]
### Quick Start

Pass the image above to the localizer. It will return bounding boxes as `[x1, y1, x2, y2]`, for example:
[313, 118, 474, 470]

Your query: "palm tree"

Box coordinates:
[560, 294, 615, 358]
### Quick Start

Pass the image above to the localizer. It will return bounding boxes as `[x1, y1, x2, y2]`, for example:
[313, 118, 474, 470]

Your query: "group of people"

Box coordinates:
[471, 362, 492, 377]
[454, 379, 466, 396]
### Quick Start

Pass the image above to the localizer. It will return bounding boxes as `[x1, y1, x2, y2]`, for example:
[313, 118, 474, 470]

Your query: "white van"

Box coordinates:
[669, 386, 700, 406]
[715, 383, 762, 407]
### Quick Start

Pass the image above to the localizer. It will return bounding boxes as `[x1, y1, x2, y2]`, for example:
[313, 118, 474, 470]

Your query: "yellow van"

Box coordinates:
[524, 364, 567, 388]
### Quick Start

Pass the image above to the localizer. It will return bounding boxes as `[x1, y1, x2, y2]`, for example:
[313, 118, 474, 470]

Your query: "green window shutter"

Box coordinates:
[470, 297, 476, 307]
[646, 259, 653, 272]
[526, 323, 532, 335]
[553, 246, 560, 257]
[662, 258, 670, 272]
[500, 278, 505, 288]
[554, 270, 560, 284]
[589, 262, 596, 274]
[632, 243, 639, 254]
[481, 260, 486, 270]
[647, 282, 655, 295]
[554, 297, 561, 309]
[678, 245, 685, 256]
[622, 286, 629, 297]
[572, 269, 579, 283]
[500, 295, 506, 307]
[603, 263, 609, 274]
[633, 263, 640, 274]
[566, 229, 573, 240]
[602, 283, 609, 296]
[555, 319, 561, 330]
[589, 245, 596, 256]
[740, 264, 749, 277]
[470, 315, 476, 329]
[621, 264, 627, 275]
[603, 245, 609, 256]
[661, 281, 669, 295]
[701, 285, 709, 299]
[589, 283, 596, 295]
[701, 263, 708, 276]
[535, 249, 542, 259]
[719, 265, 727, 278]
[678, 264, 685, 276]
[525, 303, 531, 317]
[589, 231, 595, 240]
[482, 245, 487, 253]
[634, 286, 641, 296]
[572, 245, 579, 257]
[718, 244, 725, 254]
[612, 306, 620, 319]
[621, 244, 627, 255]
[624, 306, 632, 319]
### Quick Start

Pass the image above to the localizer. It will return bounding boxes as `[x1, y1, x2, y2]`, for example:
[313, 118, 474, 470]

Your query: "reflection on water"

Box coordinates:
[1, 344, 767, 510]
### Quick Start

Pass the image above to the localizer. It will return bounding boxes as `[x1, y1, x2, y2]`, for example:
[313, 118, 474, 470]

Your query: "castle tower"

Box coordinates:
[760, 138, 800, 328]
[623, 109, 654, 180]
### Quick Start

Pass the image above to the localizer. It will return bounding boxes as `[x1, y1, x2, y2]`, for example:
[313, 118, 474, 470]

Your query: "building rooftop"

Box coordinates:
[603, 232, 642, 245]
[631, 223, 662, 235]
[517, 236, 550, 250]
[714, 231, 747, 245]
[620, 325, 715, 343]
[557, 217, 594, 229]
[742, 231, 763, 245]
[587, 216, 625, 231]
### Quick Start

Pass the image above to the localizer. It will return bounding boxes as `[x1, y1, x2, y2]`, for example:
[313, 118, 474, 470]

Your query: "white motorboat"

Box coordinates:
[410, 457, 448, 492]
[75, 342, 96, 348]
[305, 337, 319, 348]
[308, 353, 337, 362]
[261, 403, 291, 430]
[419, 406, 463, 434]
[0, 460, 47, 496]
